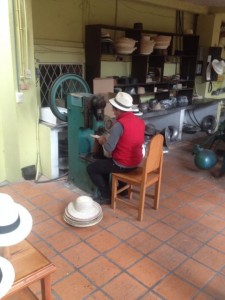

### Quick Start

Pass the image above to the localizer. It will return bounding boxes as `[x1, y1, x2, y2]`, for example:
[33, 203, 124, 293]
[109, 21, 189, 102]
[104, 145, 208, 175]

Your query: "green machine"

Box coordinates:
[49, 74, 107, 195]
[67, 93, 106, 194]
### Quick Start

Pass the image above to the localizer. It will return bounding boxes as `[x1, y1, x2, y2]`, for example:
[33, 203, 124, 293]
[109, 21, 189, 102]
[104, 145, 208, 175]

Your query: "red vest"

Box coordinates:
[112, 112, 145, 167]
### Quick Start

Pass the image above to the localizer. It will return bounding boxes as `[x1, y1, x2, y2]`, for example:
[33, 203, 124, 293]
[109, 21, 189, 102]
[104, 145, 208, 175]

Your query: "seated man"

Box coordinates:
[87, 92, 145, 204]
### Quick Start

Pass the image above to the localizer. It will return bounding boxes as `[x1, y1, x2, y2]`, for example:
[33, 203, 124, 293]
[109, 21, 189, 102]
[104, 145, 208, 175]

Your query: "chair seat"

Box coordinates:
[113, 169, 160, 186]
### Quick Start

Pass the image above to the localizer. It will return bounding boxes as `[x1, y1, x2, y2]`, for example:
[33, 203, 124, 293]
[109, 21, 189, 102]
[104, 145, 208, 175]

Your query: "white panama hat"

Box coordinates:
[0, 256, 15, 298]
[109, 92, 133, 111]
[0, 193, 33, 247]
[66, 195, 102, 221]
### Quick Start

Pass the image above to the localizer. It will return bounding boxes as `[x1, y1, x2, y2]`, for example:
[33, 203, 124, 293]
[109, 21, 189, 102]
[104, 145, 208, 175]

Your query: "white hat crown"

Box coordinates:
[0, 256, 15, 298]
[0, 193, 32, 247]
[73, 196, 94, 212]
[0, 194, 19, 227]
[109, 92, 133, 111]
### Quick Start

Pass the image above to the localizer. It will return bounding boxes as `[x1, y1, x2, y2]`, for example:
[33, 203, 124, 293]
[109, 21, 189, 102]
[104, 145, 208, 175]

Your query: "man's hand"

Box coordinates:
[98, 135, 107, 145]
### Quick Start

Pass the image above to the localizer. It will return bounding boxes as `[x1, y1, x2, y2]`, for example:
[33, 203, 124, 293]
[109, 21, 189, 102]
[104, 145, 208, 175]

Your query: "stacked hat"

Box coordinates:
[140, 35, 155, 55]
[153, 35, 171, 49]
[63, 196, 103, 227]
[0, 256, 15, 298]
[115, 37, 137, 54]
[0, 193, 33, 247]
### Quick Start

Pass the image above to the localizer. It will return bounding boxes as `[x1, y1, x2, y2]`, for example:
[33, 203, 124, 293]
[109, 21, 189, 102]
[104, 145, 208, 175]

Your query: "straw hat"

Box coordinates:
[66, 196, 102, 220]
[115, 37, 137, 54]
[0, 256, 15, 298]
[109, 92, 133, 111]
[0, 193, 33, 247]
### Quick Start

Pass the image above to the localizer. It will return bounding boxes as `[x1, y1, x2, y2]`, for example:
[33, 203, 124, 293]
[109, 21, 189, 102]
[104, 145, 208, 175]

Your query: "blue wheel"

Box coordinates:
[49, 73, 90, 122]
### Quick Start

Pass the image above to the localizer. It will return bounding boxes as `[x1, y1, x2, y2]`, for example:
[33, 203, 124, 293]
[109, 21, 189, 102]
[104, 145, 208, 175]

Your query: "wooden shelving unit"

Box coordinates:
[85, 24, 199, 105]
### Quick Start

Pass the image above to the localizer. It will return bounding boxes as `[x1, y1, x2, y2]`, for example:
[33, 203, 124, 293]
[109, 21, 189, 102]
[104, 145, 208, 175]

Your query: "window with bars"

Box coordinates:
[38, 63, 84, 107]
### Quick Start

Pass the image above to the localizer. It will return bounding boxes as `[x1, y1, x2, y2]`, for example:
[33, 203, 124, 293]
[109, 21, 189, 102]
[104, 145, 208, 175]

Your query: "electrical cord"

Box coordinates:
[187, 110, 198, 126]
[187, 110, 201, 127]
[191, 110, 201, 127]
[34, 172, 68, 184]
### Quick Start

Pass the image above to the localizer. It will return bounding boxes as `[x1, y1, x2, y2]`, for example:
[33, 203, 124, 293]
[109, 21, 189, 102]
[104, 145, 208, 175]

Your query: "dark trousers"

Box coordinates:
[87, 158, 136, 199]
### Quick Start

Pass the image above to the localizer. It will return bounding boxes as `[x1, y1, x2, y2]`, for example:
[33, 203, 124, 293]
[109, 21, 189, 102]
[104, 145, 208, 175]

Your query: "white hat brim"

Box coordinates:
[66, 201, 102, 220]
[109, 98, 133, 111]
[0, 256, 15, 298]
[0, 204, 33, 247]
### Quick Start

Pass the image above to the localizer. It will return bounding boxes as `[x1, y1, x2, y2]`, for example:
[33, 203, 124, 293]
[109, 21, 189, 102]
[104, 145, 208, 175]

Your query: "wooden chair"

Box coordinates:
[111, 134, 164, 221]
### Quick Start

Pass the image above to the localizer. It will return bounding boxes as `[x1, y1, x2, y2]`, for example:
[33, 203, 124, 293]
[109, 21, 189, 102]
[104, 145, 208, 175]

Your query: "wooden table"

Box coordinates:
[1, 240, 56, 300]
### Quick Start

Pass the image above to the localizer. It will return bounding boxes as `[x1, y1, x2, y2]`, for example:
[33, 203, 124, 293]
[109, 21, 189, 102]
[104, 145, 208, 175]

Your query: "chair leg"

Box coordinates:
[138, 187, 146, 221]
[128, 185, 132, 199]
[154, 180, 161, 210]
[111, 176, 118, 210]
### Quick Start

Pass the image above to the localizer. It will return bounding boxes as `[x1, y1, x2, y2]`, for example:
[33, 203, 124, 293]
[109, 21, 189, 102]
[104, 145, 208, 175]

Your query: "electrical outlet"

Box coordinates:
[16, 92, 24, 103]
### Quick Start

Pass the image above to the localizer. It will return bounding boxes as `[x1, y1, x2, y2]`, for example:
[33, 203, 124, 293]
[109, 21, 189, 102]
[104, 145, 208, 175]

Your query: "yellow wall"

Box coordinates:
[0, 0, 37, 183]
[0, 0, 24, 182]
[32, 0, 195, 43]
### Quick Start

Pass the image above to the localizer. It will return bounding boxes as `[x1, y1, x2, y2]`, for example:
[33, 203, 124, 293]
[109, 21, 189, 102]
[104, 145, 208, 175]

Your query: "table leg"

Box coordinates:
[41, 275, 52, 300]
[0, 246, 11, 259]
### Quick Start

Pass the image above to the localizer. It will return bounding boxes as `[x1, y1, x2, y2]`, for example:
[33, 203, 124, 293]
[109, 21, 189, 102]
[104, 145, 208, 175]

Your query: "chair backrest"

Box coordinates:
[143, 134, 164, 174]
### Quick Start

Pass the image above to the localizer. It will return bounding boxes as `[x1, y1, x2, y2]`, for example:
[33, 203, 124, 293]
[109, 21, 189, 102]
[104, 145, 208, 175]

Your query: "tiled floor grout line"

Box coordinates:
[2, 133, 225, 299]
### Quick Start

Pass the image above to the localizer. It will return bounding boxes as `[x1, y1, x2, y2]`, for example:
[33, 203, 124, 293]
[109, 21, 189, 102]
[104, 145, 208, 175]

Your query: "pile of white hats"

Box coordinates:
[140, 35, 155, 55]
[153, 35, 172, 50]
[63, 196, 103, 227]
[0, 193, 33, 298]
[115, 37, 137, 54]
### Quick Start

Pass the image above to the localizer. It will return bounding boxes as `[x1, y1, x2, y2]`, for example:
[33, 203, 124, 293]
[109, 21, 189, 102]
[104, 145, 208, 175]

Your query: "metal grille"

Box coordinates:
[39, 63, 84, 106]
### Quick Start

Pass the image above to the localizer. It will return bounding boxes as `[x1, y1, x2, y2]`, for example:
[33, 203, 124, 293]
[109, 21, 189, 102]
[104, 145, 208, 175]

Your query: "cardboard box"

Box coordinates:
[93, 78, 115, 94]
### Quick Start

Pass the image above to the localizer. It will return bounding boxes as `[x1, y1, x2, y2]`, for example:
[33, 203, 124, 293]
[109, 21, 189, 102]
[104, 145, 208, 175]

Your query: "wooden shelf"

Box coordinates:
[85, 24, 199, 103]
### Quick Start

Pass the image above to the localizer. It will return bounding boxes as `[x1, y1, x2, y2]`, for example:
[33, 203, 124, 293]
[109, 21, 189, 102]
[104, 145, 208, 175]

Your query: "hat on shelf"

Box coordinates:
[212, 59, 225, 75]
[0, 256, 15, 298]
[109, 92, 133, 111]
[0, 193, 33, 247]
[63, 195, 103, 227]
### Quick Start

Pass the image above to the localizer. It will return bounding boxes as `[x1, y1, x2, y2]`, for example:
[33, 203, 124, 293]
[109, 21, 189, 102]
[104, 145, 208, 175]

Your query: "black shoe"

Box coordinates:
[93, 195, 111, 205]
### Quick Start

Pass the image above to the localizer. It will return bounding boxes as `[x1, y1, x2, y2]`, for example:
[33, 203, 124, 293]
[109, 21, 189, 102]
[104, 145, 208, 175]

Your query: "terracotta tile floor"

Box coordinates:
[2, 133, 225, 299]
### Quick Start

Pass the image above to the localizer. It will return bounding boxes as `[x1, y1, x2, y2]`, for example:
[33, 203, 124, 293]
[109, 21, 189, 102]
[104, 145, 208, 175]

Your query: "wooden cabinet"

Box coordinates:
[85, 24, 199, 105]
